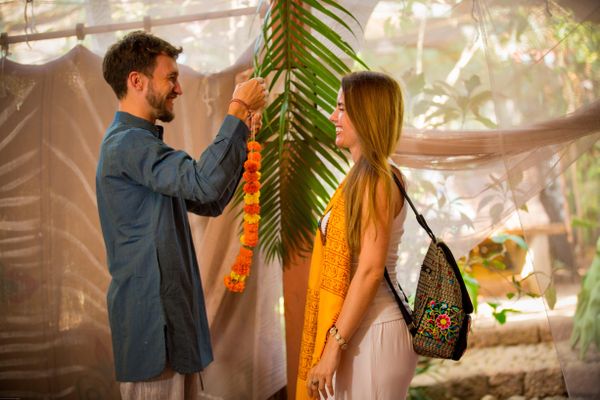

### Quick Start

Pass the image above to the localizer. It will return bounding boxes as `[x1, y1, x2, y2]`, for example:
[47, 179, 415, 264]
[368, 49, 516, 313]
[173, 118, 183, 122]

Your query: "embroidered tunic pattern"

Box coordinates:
[297, 184, 351, 383]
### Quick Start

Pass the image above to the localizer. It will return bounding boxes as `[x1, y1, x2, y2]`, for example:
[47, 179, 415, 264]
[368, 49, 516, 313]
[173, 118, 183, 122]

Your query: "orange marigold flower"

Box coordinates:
[247, 141, 262, 152]
[234, 254, 252, 265]
[243, 171, 261, 183]
[224, 276, 245, 293]
[242, 234, 258, 247]
[244, 229, 258, 238]
[232, 261, 250, 276]
[234, 254, 252, 266]
[243, 181, 261, 193]
[233, 281, 245, 292]
[226, 137, 262, 292]
[244, 223, 259, 234]
[243, 204, 261, 214]
[239, 247, 253, 259]
[244, 160, 260, 172]
[248, 152, 262, 162]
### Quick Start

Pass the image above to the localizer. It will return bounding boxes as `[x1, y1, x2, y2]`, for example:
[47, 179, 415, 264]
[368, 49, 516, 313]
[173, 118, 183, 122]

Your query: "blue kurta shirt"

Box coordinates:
[96, 111, 248, 381]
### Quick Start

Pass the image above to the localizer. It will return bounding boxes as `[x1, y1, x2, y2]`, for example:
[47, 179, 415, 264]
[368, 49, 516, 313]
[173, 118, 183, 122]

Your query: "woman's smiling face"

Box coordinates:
[329, 89, 360, 159]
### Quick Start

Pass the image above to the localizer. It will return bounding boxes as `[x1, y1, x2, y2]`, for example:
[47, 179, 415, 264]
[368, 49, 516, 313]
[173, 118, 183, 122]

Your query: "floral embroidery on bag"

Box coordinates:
[418, 299, 461, 344]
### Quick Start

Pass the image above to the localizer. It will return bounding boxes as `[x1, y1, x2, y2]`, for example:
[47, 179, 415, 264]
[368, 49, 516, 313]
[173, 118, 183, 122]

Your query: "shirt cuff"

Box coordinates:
[223, 114, 250, 141]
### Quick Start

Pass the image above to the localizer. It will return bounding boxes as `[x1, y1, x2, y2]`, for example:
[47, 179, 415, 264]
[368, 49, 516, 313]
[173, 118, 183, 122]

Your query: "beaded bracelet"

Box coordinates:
[329, 325, 348, 350]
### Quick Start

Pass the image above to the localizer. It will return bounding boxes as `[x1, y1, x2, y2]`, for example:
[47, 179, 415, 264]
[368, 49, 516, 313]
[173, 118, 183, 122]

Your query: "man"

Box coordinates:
[96, 31, 266, 398]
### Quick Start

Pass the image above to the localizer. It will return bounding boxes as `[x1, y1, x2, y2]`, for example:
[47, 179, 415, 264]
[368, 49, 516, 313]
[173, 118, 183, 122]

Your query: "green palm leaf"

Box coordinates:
[236, 0, 366, 264]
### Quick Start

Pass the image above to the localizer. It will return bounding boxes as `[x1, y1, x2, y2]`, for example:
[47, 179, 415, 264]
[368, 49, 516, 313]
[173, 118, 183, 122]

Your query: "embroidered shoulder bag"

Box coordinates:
[384, 173, 473, 361]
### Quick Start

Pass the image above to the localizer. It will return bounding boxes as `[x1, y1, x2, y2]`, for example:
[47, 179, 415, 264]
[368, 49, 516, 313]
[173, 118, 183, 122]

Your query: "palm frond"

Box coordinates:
[238, 0, 366, 264]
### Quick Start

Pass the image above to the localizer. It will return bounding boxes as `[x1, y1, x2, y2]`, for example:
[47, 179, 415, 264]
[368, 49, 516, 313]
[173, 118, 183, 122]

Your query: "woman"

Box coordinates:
[296, 71, 418, 399]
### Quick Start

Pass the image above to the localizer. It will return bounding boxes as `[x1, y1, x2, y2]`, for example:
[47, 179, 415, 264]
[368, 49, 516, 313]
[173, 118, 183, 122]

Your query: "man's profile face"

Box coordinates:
[145, 54, 182, 122]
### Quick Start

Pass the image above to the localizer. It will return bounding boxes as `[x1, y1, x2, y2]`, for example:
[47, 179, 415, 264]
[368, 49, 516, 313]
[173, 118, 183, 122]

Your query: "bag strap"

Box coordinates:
[383, 268, 416, 334]
[383, 170, 430, 335]
[391, 171, 437, 243]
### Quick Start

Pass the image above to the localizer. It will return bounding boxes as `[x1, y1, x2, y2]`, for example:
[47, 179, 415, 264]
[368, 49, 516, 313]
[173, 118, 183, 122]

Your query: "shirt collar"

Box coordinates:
[113, 111, 164, 140]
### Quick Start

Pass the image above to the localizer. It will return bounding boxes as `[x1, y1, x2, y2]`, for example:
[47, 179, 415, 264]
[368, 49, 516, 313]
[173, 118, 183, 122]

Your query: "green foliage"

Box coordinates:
[459, 233, 558, 323]
[408, 386, 433, 400]
[477, 170, 528, 226]
[492, 233, 528, 250]
[487, 302, 522, 325]
[571, 236, 600, 359]
[361, 1, 599, 128]
[460, 268, 480, 313]
[415, 74, 496, 129]
[572, 217, 598, 230]
[248, 0, 366, 263]
[568, 142, 600, 248]
[545, 282, 557, 310]
[408, 357, 435, 400]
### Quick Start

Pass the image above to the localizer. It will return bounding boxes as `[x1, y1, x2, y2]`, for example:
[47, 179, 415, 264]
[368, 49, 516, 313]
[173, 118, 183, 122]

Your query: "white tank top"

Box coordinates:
[357, 194, 407, 327]
[319, 185, 408, 327]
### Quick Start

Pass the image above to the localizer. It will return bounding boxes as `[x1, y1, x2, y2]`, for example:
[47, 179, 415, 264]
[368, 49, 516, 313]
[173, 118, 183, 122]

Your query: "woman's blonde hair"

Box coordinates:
[341, 71, 404, 254]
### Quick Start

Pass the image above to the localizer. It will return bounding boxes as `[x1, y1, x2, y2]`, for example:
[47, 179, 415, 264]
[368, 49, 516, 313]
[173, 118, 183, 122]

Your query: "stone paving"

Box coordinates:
[409, 288, 600, 400]
[411, 340, 567, 399]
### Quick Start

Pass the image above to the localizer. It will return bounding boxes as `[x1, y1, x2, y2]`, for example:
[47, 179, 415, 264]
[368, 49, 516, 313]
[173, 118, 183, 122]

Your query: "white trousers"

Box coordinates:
[334, 318, 418, 400]
[119, 365, 202, 400]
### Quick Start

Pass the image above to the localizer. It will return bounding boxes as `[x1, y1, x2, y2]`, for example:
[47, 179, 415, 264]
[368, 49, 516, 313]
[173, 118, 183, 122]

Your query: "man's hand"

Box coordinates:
[234, 77, 268, 111]
[228, 77, 268, 126]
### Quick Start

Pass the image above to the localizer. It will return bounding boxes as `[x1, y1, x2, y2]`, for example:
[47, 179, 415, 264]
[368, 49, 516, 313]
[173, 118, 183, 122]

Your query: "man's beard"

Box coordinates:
[146, 82, 175, 122]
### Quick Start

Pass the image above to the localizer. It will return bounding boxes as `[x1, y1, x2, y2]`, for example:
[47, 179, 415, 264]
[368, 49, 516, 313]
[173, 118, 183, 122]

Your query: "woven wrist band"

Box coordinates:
[230, 98, 251, 117]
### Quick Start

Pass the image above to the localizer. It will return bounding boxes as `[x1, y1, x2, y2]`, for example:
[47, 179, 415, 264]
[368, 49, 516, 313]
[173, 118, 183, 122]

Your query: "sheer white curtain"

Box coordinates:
[350, 1, 600, 398]
[0, 1, 599, 399]
[0, 46, 285, 399]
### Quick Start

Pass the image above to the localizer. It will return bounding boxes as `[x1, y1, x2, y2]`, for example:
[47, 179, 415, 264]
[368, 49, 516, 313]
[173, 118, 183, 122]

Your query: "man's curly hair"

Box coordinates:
[103, 31, 183, 99]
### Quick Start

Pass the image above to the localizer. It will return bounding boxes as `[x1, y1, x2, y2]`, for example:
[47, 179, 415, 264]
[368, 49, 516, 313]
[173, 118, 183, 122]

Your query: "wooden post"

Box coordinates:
[283, 246, 312, 398]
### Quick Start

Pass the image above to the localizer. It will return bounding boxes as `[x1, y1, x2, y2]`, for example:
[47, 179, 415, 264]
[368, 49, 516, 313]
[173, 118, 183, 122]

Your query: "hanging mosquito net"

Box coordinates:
[0, 0, 598, 399]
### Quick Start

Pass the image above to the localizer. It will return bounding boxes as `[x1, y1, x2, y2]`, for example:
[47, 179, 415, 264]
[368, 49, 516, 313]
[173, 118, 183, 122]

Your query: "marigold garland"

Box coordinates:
[224, 118, 262, 293]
